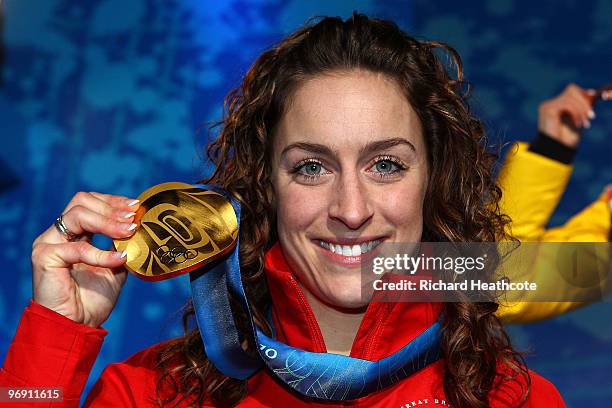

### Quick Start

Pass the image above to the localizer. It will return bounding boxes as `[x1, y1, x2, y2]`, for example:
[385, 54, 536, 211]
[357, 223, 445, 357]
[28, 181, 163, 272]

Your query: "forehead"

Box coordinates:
[274, 70, 423, 150]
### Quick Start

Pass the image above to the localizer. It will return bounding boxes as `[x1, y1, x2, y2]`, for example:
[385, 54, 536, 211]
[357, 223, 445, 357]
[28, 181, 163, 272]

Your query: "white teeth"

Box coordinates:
[318, 239, 381, 256]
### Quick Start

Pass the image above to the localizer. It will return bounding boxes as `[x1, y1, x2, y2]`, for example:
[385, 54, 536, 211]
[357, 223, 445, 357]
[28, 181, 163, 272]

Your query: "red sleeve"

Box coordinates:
[489, 367, 566, 407]
[525, 371, 566, 407]
[0, 300, 107, 407]
[1, 302, 208, 407]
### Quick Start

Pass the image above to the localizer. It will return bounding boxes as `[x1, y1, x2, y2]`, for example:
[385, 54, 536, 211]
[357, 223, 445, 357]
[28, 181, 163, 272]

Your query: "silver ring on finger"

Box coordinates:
[54, 213, 80, 242]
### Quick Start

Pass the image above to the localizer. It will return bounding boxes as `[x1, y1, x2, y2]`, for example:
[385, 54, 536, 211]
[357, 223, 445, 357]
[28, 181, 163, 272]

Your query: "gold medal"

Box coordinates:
[113, 182, 238, 281]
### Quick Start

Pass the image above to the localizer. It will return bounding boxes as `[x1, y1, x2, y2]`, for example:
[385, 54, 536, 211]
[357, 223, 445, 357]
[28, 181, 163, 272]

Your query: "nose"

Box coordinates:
[328, 175, 374, 230]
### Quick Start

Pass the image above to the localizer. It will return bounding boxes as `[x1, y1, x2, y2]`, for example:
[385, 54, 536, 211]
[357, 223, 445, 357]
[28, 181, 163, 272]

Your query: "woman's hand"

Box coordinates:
[538, 83, 595, 148]
[31, 192, 140, 328]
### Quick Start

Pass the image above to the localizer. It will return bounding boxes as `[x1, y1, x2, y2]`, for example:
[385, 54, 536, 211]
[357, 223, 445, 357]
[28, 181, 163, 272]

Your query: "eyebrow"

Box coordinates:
[280, 137, 416, 159]
[358, 138, 416, 155]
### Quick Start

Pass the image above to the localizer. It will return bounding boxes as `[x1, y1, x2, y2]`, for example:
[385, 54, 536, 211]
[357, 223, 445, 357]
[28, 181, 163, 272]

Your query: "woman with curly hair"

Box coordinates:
[1, 13, 564, 407]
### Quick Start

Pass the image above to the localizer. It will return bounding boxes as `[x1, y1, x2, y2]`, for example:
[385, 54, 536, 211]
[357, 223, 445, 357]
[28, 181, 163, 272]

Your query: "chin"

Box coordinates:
[319, 284, 369, 310]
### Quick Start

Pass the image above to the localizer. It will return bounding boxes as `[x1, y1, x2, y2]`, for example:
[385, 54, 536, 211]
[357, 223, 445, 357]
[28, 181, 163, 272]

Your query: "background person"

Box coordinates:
[497, 84, 612, 322]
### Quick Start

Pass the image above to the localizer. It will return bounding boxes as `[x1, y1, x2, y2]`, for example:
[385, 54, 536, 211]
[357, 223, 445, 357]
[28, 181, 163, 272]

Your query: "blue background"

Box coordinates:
[1, 0, 611, 406]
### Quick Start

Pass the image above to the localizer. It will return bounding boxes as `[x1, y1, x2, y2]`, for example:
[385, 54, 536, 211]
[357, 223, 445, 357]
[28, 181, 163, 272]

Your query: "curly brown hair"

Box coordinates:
[153, 12, 529, 408]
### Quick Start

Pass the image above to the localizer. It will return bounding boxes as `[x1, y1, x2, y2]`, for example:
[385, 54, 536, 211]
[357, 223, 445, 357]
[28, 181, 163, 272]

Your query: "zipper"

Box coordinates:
[287, 275, 327, 352]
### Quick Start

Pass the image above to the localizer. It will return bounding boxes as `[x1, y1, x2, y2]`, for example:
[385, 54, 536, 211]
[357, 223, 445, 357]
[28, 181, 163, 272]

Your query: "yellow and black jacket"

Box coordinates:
[496, 136, 610, 322]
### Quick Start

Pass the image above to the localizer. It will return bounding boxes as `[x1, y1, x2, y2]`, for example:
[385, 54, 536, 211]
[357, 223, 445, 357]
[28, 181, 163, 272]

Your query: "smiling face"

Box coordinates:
[270, 69, 429, 309]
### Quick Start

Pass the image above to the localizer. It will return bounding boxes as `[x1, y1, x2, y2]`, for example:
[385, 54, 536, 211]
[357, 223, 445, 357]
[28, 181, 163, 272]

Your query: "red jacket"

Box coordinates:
[1, 243, 565, 407]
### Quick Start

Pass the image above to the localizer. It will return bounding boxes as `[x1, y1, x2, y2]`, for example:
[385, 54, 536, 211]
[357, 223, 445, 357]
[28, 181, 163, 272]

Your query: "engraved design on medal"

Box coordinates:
[155, 245, 198, 265]
[114, 183, 238, 280]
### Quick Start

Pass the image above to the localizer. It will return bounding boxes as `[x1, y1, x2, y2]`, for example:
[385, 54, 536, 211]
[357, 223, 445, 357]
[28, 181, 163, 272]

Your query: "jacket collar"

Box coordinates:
[264, 242, 442, 361]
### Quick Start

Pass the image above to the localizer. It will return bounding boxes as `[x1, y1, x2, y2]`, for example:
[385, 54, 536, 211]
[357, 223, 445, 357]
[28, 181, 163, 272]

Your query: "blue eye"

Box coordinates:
[301, 162, 323, 176]
[291, 159, 328, 183]
[374, 160, 398, 173]
[368, 156, 407, 179]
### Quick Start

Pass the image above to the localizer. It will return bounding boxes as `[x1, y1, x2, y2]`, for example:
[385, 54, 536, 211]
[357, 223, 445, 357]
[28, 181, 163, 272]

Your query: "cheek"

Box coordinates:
[276, 186, 326, 236]
[379, 183, 426, 235]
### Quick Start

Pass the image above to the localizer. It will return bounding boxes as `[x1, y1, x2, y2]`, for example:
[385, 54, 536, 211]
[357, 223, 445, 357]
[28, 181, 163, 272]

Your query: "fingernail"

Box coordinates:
[588, 110, 596, 119]
[587, 89, 597, 96]
[118, 211, 136, 219]
[126, 199, 140, 207]
[584, 120, 591, 129]
[120, 223, 138, 231]
[113, 250, 128, 259]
